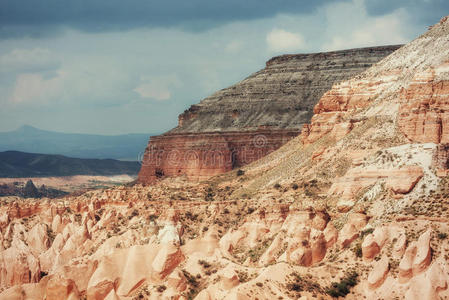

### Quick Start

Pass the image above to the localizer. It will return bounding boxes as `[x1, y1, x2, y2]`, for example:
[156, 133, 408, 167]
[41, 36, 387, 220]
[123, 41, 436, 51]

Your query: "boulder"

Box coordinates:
[339, 223, 359, 248]
[399, 241, 417, 283]
[151, 243, 185, 280]
[367, 256, 389, 289]
[386, 166, 423, 194]
[45, 274, 80, 300]
[219, 266, 240, 290]
[412, 230, 432, 275]
[362, 234, 380, 260]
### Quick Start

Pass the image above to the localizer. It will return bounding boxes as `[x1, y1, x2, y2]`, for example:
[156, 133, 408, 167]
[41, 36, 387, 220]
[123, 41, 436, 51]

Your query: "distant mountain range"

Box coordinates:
[0, 125, 156, 160]
[0, 151, 141, 177]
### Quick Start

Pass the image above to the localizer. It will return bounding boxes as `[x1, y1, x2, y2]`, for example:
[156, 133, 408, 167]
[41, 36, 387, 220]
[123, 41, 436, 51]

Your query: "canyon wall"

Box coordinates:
[138, 45, 402, 183]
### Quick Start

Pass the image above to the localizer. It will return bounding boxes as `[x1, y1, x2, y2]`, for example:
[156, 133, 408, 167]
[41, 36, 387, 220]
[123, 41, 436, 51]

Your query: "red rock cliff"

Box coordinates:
[138, 46, 401, 184]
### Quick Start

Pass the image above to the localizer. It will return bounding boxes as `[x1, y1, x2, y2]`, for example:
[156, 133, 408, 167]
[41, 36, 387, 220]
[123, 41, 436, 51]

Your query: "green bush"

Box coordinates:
[353, 242, 362, 258]
[326, 271, 358, 298]
[438, 232, 448, 240]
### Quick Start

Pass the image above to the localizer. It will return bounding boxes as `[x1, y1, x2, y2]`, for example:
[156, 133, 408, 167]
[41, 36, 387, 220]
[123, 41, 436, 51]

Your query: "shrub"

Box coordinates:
[198, 259, 211, 268]
[438, 232, 448, 240]
[157, 285, 166, 293]
[148, 214, 158, 222]
[237, 169, 245, 176]
[360, 228, 374, 238]
[353, 242, 362, 258]
[205, 187, 215, 201]
[287, 282, 303, 292]
[291, 183, 299, 190]
[326, 271, 358, 298]
[274, 183, 281, 189]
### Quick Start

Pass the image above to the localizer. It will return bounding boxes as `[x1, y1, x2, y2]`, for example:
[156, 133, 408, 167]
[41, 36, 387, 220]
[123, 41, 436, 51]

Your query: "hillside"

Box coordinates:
[0, 125, 154, 160]
[138, 45, 400, 184]
[1, 17, 449, 300]
[0, 151, 141, 177]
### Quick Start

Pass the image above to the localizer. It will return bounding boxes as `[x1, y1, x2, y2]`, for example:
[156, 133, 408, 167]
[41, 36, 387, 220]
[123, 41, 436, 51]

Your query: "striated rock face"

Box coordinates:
[138, 130, 298, 182]
[4, 17, 449, 300]
[138, 46, 400, 184]
[398, 64, 449, 144]
[174, 46, 402, 134]
[329, 165, 424, 211]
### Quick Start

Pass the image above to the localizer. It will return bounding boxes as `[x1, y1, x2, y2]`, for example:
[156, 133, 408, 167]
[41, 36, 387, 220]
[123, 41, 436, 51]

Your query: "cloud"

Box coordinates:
[224, 40, 243, 53]
[134, 75, 182, 101]
[0, 0, 446, 134]
[0, 48, 60, 73]
[9, 71, 66, 103]
[321, 0, 410, 51]
[364, 0, 449, 25]
[134, 82, 171, 101]
[266, 29, 305, 52]
[0, 0, 335, 38]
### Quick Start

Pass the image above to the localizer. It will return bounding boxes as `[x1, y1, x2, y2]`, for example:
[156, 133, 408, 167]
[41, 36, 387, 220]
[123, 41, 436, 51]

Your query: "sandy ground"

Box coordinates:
[0, 174, 136, 192]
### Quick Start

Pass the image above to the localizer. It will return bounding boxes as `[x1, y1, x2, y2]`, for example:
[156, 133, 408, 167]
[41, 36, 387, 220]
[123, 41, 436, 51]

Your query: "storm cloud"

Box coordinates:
[0, 0, 337, 37]
[0, 0, 447, 135]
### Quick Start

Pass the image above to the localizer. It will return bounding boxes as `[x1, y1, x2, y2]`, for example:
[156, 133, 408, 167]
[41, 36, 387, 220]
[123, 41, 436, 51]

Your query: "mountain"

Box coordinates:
[138, 45, 401, 183]
[0, 125, 155, 160]
[1, 17, 449, 300]
[0, 150, 140, 177]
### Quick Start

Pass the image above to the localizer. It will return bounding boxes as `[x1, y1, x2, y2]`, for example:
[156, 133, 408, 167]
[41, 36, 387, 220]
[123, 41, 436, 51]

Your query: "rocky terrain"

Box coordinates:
[0, 125, 153, 160]
[0, 180, 68, 199]
[0, 17, 449, 300]
[0, 151, 140, 178]
[138, 45, 400, 184]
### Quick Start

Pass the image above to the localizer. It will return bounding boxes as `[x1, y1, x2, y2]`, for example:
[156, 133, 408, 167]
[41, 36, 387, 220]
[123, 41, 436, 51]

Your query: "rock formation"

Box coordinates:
[2, 16, 449, 300]
[138, 46, 401, 183]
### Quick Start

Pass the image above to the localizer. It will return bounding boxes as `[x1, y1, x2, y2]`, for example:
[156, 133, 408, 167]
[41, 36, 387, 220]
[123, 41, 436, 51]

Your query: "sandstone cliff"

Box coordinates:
[138, 45, 400, 183]
[2, 17, 449, 300]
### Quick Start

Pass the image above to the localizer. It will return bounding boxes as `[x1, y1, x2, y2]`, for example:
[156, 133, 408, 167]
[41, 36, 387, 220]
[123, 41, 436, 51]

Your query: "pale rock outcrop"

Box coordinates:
[45, 274, 80, 300]
[399, 241, 417, 283]
[195, 289, 212, 300]
[405, 260, 448, 300]
[0, 238, 40, 288]
[310, 230, 327, 264]
[183, 229, 220, 256]
[398, 230, 433, 282]
[311, 212, 329, 231]
[339, 223, 359, 248]
[392, 234, 407, 259]
[152, 243, 185, 280]
[288, 246, 313, 267]
[52, 214, 63, 234]
[158, 210, 183, 245]
[167, 270, 187, 292]
[362, 234, 380, 260]
[386, 166, 424, 194]
[323, 222, 338, 248]
[413, 230, 432, 275]
[367, 256, 389, 289]
[259, 234, 284, 265]
[330, 167, 424, 205]
[219, 266, 240, 290]
[26, 223, 50, 256]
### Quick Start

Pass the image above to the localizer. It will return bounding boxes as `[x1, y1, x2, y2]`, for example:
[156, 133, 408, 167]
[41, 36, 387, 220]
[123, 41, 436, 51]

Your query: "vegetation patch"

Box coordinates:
[325, 271, 358, 298]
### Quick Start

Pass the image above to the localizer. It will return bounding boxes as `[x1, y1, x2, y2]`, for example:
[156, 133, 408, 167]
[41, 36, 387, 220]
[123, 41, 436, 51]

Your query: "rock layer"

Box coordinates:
[138, 46, 400, 183]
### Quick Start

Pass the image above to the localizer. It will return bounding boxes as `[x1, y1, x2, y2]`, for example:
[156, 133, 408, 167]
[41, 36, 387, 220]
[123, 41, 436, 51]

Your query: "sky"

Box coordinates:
[0, 0, 447, 135]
